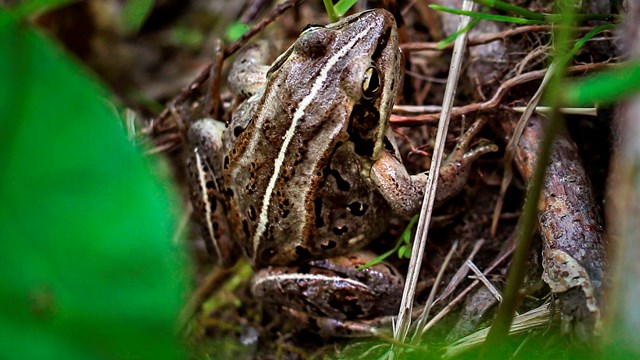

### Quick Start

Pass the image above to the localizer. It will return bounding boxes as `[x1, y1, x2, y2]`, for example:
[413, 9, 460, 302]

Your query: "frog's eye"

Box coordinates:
[362, 66, 381, 99]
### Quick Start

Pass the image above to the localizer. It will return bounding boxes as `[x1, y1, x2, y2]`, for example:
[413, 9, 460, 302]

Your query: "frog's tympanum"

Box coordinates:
[186, 9, 496, 335]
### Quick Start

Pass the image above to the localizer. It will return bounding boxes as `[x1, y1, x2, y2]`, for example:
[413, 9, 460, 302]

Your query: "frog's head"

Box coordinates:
[266, 9, 401, 161]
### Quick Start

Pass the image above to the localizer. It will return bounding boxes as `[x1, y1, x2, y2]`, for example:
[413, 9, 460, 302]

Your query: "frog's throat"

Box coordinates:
[252, 22, 378, 257]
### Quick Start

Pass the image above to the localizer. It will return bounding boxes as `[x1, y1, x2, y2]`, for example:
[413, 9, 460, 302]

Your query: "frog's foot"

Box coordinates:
[251, 252, 404, 336]
[186, 119, 239, 265]
[371, 117, 497, 216]
[436, 117, 499, 203]
[281, 307, 394, 337]
[448, 117, 499, 164]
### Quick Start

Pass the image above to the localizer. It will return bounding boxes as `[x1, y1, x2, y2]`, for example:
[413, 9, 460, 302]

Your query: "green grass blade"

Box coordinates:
[471, 0, 545, 21]
[429, 5, 545, 25]
[565, 60, 640, 107]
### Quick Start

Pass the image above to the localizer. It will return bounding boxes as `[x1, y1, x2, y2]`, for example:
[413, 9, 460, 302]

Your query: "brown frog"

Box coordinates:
[186, 9, 497, 335]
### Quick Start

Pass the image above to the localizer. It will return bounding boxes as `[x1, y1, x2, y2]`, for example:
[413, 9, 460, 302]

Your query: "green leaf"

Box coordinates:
[0, 15, 186, 360]
[122, 0, 155, 35]
[429, 5, 545, 25]
[470, 0, 545, 21]
[323, 0, 357, 22]
[564, 60, 640, 107]
[8, 0, 79, 20]
[225, 21, 250, 43]
[333, 0, 357, 17]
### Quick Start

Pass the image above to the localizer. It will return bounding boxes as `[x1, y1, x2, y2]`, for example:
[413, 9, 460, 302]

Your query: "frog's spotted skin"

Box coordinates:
[186, 9, 497, 332]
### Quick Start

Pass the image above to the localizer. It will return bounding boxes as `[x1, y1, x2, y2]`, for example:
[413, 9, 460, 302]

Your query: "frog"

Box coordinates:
[186, 8, 497, 335]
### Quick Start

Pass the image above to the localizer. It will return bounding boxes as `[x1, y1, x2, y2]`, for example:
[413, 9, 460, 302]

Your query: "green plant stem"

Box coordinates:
[438, 18, 480, 49]
[470, 0, 545, 20]
[323, 0, 339, 22]
[481, 0, 576, 357]
[432, 4, 618, 25]
[430, 5, 545, 25]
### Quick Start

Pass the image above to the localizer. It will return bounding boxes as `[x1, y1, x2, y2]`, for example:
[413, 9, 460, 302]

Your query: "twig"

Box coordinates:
[443, 303, 554, 359]
[466, 260, 503, 303]
[400, 25, 609, 53]
[436, 239, 485, 303]
[421, 241, 515, 334]
[177, 264, 238, 331]
[154, 0, 306, 126]
[411, 240, 459, 342]
[490, 61, 556, 237]
[390, 62, 616, 127]
[392, 0, 476, 350]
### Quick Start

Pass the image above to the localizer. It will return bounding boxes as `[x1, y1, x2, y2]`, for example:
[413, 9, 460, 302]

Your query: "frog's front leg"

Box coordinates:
[371, 118, 498, 216]
[186, 119, 239, 266]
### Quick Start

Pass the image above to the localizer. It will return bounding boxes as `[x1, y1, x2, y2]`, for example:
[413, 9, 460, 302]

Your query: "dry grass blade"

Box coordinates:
[391, 0, 476, 351]
[411, 240, 459, 342]
[437, 239, 485, 303]
[490, 62, 556, 237]
[443, 303, 555, 359]
[466, 260, 503, 303]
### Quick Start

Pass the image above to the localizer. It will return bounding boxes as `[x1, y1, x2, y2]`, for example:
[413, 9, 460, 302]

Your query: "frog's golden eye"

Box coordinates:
[362, 66, 381, 99]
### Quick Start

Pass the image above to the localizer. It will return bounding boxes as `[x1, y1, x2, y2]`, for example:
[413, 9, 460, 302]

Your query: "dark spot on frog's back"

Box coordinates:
[348, 202, 368, 216]
[349, 131, 375, 158]
[233, 125, 245, 138]
[295, 246, 312, 261]
[330, 169, 351, 191]
[248, 205, 257, 221]
[242, 219, 250, 238]
[314, 198, 324, 228]
[383, 136, 395, 152]
[321, 240, 336, 250]
[332, 226, 348, 235]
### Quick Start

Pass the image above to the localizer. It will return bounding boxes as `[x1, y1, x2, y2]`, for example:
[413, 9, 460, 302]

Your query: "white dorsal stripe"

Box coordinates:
[252, 23, 377, 255]
[195, 149, 222, 260]
[252, 273, 369, 290]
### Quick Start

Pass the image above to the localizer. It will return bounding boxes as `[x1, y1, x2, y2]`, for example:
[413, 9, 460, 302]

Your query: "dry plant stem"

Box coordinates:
[391, 0, 476, 347]
[490, 62, 557, 237]
[177, 266, 236, 331]
[466, 260, 503, 303]
[401, 26, 610, 53]
[483, 3, 577, 345]
[422, 240, 515, 334]
[437, 239, 485, 302]
[204, 38, 224, 118]
[501, 114, 605, 336]
[443, 303, 555, 359]
[410, 240, 459, 343]
[390, 62, 615, 126]
[154, 0, 306, 125]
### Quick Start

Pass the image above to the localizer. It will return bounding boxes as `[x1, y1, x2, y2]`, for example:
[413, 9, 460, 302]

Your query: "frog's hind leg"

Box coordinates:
[186, 119, 238, 266]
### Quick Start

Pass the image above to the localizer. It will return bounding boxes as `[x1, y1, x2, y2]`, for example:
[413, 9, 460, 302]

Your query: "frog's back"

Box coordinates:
[222, 9, 400, 267]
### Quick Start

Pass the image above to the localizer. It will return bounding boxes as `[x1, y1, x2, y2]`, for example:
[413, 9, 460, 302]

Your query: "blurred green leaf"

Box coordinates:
[122, 0, 154, 35]
[225, 21, 249, 43]
[564, 61, 640, 107]
[9, 0, 79, 20]
[0, 14, 186, 360]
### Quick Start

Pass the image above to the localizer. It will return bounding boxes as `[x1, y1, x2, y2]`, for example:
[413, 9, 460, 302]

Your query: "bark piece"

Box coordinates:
[502, 114, 606, 338]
